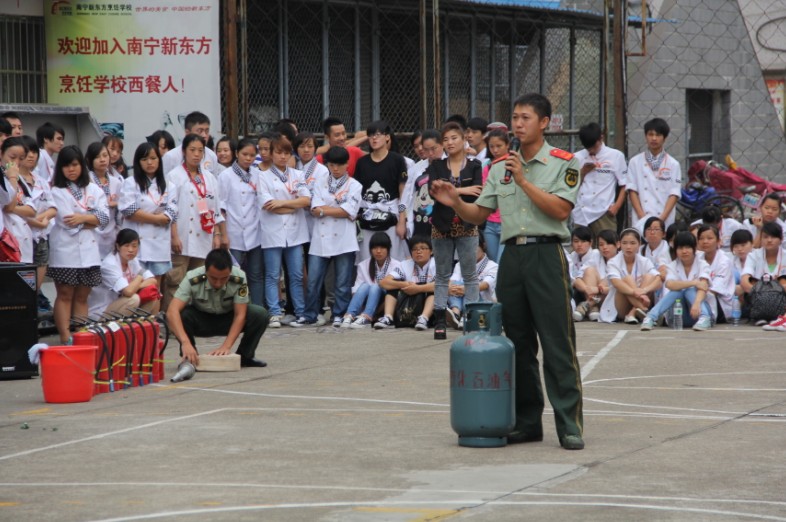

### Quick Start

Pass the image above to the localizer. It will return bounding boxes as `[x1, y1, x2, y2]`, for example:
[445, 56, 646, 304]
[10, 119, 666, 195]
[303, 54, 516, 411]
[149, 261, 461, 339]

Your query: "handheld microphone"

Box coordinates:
[504, 137, 521, 184]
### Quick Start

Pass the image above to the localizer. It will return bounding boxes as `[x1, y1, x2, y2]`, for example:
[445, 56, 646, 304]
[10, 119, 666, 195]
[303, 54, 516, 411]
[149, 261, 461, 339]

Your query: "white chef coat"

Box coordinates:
[167, 165, 223, 259]
[258, 167, 311, 249]
[353, 257, 402, 293]
[703, 250, 735, 320]
[118, 176, 178, 263]
[19, 173, 55, 241]
[741, 247, 786, 280]
[666, 255, 711, 284]
[308, 174, 362, 257]
[90, 172, 124, 258]
[449, 255, 498, 302]
[572, 144, 628, 226]
[49, 183, 109, 269]
[4, 185, 35, 262]
[88, 252, 155, 316]
[163, 146, 221, 177]
[603, 252, 659, 323]
[217, 165, 264, 252]
[627, 152, 682, 226]
[34, 149, 55, 183]
[643, 240, 671, 270]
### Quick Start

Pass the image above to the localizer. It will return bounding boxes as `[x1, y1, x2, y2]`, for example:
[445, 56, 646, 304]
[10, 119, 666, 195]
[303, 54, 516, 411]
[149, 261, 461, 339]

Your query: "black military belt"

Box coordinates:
[504, 235, 561, 246]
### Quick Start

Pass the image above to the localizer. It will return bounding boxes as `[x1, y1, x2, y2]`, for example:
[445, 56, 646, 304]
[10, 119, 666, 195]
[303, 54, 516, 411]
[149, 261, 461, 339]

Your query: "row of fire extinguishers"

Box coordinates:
[69, 309, 170, 394]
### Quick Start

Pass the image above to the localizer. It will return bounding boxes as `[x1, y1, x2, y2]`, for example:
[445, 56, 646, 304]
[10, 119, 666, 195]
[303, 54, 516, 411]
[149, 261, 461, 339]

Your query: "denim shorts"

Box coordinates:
[141, 260, 173, 276]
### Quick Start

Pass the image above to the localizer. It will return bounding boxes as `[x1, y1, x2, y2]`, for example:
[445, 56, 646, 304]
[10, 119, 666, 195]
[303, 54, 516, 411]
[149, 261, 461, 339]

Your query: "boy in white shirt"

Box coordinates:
[162, 111, 221, 176]
[34, 122, 64, 183]
[627, 118, 682, 227]
[571, 122, 627, 237]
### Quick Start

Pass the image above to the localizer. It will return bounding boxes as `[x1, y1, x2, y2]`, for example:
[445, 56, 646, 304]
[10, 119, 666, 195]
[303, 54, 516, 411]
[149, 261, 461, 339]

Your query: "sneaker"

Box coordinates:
[332, 316, 343, 328]
[588, 301, 601, 321]
[374, 315, 394, 329]
[350, 316, 372, 329]
[755, 319, 768, 327]
[38, 293, 53, 313]
[341, 315, 354, 328]
[269, 315, 282, 328]
[640, 317, 655, 331]
[446, 308, 461, 330]
[415, 315, 429, 331]
[572, 301, 589, 322]
[289, 317, 313, 327]
[281, 314, 297, 326]
[693, 315, 712, 331]
[762, 315, 786, 332]
[624, 315, 638, 325]
[316, 314, 327, 327]
[634, 308, 648, 321]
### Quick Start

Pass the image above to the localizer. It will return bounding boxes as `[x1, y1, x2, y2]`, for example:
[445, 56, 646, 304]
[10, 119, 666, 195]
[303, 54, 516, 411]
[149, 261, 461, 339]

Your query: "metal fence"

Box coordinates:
[224, 0, 607, 148]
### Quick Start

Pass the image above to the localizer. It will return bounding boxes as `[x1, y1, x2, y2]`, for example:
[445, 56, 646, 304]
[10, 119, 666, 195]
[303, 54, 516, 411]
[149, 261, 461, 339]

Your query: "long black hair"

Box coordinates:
[132, 141, 166, 194]
[52, 145, 90, 189]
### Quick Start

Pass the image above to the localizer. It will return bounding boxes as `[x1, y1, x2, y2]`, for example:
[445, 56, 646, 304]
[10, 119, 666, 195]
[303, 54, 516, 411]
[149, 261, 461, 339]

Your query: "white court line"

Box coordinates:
[85, 500, 786, 522]
[584, 370, 786, 385]
[581, 330, 627, 380]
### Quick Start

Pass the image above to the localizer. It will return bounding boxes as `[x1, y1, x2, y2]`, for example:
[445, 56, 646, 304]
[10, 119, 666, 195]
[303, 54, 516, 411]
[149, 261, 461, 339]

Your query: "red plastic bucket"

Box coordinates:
[40, 345, 99, 403]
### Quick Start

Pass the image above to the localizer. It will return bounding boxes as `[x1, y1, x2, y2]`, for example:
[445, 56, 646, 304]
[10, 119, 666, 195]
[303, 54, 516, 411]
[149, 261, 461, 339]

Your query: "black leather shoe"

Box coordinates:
[507, 432, 544, 444]
[240, 357, 268, 368]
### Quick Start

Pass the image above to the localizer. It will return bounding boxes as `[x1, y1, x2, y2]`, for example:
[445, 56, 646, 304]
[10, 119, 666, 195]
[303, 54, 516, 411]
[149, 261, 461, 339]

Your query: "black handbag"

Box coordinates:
[749, 277, 786, 321]
[394, 291, 426, 327]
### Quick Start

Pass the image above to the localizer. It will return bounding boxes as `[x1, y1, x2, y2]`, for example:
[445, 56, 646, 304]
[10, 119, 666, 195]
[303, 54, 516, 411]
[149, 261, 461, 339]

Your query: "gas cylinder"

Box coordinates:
[450, 302, 515, 448]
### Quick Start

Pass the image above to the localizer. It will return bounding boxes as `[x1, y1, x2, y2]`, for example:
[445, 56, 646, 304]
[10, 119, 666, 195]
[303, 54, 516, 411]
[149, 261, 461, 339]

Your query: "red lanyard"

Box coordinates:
[184, 163, 207, 199]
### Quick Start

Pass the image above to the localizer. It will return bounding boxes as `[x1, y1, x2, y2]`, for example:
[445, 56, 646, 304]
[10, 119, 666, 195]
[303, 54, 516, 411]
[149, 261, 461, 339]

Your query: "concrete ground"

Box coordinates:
[1, 320, 785, 521]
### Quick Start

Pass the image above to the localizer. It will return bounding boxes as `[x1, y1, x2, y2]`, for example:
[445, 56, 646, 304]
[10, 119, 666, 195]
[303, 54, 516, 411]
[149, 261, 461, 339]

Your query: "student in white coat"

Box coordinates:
[86, 142, 123, 258]
[164, 134, 225, 310]
[304, 146, 362, 326]
[697, 224, 735, 323]
[17, 136, 57, 309]
[0, 140, 19, 257]
[89, 228, 161, 317]
[641, 231, 713, 331]
[34, 122, 64, 183]
[259, 135, 311, 327]
[605, 228, 662, 324]
[1, 138, 35, 263]
[217, 137, 265, 307]
[574, 229, 619, 322]
[120, 142, 178, 290]
[47, 145, 110, 344]
[162, 111, 222, 176]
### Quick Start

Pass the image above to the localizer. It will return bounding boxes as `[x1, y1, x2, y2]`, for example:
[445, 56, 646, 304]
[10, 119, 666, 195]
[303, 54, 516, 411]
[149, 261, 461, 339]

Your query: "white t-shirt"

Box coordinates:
[626, 151, 682, 226]
[703, 250, 735, 320]
[571, 144, 628, 226]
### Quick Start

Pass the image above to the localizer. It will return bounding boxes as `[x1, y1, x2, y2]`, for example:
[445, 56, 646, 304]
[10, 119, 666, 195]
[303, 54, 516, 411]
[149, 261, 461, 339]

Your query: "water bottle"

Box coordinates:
[731, 296, 741, 327]
[673, 299, 683, 331]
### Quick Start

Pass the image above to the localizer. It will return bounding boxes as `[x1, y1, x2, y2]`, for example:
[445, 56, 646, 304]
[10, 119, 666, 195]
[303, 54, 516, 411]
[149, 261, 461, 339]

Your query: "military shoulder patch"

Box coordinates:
[190, 274, 207, 285]
[550, 148, 574, 161]
[230, 275, 245, 285]
[565, 168, 579, 188]
[238, 285, 248, 298]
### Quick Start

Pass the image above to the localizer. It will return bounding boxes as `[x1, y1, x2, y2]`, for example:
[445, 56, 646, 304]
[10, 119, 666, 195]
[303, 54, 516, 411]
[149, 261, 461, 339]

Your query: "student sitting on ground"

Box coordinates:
[696, 224, 735, 323]
[569, 225, 601, 321]
[641, 231, 713, 331]
[89, 228, 161, 318]
[573, 229, 619, 322]
[730, 228, 754, 297]
[375, 236, 436, 331]
[605, 228, 661, 324]
[341, 232, 401, 329]
[446, 234, 498, 330]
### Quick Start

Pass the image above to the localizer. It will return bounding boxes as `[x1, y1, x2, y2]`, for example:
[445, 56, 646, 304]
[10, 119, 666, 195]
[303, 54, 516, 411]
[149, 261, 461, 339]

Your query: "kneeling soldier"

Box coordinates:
[167, 248, 270, 367]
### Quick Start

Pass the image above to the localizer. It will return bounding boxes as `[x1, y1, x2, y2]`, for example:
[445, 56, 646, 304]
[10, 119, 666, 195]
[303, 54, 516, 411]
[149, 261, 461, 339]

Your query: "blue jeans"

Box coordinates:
[263, 245, 305, 317]
[483, 221, 504, 263]
[647, 287, 711, 327]
[230, 246, 265, 307]
[447, 294, 464, 311]
[347, 283, 386, 319]
[433, 235, 479, 310]
[305, 252, 355, 321]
